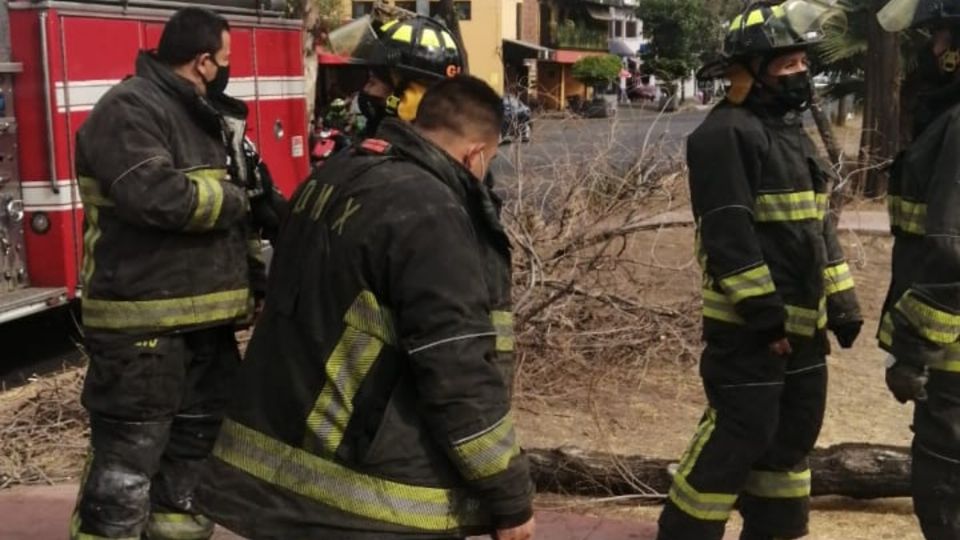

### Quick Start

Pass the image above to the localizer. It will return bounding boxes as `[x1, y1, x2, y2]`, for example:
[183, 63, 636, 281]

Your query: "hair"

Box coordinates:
[157, 7, 230, 66]
[415, 75, 504, 141]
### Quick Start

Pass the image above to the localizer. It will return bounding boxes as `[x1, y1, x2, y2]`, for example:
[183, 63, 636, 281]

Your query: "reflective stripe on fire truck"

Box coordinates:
[21, 180, 81, 211]
[55, 76, 307, 113]
[82, 288, 251, 331]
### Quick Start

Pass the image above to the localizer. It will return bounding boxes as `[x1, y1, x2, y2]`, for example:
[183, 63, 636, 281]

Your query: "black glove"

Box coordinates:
[886, 358, 928, 404]
[831, 320, 863, 349]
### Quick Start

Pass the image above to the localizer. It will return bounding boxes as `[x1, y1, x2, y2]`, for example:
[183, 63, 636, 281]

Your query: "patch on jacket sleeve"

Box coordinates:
[359, 138, 392, 155]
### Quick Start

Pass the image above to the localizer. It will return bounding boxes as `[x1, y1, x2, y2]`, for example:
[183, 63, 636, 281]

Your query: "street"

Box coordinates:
[492, 107, 708, 179]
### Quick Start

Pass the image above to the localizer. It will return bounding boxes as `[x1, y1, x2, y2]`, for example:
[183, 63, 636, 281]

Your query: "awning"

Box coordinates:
[586, 5, 614, 21]
[503, 38, 555, 61]
[609, 39, 637, 57]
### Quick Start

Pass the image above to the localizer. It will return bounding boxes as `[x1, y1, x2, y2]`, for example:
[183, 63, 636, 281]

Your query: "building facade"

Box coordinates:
[505, 0, 644, 110]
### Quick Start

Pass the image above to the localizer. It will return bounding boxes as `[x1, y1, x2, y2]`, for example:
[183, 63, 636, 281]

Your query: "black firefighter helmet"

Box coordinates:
[879, 0, 960, 31]
[697, 0, 842, 80]
[327, 12, 466, 82]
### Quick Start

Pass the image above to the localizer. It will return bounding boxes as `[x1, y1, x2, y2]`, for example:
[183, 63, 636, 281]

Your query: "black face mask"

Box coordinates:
[358, 92, 387, 133]
[205, 59, 230, 97]
[774, 72, 813, 112]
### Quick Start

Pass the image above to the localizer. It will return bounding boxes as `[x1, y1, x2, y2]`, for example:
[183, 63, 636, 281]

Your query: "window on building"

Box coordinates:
[352, 1, 374, 18]
[616, 20, 624, 38]
[429, 1, 472, 21]
[626, 20, 638, 38]
[395, 1, 417, 12]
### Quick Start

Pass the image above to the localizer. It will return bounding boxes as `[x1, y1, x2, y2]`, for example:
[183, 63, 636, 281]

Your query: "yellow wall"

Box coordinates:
[339, 0, 505, 93]
[501, 0, 521, 41]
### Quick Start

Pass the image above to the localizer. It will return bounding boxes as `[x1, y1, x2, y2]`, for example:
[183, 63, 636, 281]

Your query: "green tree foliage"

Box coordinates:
[571, 54, 623, 88]
[640, 0, 721, 81]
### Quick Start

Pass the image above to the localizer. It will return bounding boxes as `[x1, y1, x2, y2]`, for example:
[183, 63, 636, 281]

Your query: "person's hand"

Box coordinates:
[885, 355, 928, 404]
[769, 337, 793, 356]
[495, 516, 535, 540]
[831, 320, 863, 349]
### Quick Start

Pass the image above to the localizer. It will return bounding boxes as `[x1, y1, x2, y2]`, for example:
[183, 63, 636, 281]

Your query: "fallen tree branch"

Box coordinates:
[528, 443, 911, 500]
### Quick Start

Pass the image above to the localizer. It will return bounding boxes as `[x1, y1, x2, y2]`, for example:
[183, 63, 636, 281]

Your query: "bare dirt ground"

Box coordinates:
[515, 229, 923, 540]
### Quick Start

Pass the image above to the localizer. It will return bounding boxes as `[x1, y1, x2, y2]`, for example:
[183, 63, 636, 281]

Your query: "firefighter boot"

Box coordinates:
[146, 414, 223, 540]
[71, 416, 170, 539]
[913, 443, 960, 540]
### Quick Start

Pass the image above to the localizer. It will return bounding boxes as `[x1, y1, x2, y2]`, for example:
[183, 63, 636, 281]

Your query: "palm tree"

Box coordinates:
[818, 0, 905, 196]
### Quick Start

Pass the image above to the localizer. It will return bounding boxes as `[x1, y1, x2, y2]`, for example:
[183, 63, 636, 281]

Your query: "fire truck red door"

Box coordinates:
[252, 28, 308, 197]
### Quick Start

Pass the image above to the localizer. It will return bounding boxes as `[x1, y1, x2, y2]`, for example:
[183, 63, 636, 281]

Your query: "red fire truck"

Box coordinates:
[0, 0, 309, 324]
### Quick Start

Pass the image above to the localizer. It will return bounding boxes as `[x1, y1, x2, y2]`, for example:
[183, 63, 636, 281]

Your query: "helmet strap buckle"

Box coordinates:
[941, 49, 960, 73]
[385, 94, 401, 116]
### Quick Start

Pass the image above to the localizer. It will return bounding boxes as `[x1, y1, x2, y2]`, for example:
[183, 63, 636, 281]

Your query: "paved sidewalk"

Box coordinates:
[0, 484, 675, 540]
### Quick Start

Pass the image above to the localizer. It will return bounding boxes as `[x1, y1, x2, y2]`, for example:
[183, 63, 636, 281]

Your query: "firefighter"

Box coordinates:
[195, 75, 535, 540]
[69, 8, 272, 540]
[326, 11, 466, 136]
[656, 2, 863, 539]
[876, 1, 960, 538]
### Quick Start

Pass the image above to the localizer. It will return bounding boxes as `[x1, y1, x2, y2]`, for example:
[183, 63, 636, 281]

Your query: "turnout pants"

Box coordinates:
[657, 336, 828, 540]
[912, 369, 960, 540]
[70, 326, 240, 540]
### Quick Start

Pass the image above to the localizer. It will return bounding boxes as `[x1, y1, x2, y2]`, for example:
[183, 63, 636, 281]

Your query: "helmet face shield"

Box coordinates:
[781, 0, 843, 40]
[326, 16, 389, 65]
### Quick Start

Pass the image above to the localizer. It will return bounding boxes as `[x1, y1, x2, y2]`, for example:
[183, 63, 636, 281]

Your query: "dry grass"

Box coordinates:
[0, 367, 88, 488]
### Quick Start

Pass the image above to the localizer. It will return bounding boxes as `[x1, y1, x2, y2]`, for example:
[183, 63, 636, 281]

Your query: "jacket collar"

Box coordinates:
[135, 51, 248, 134]
[377, 119, 509, 241]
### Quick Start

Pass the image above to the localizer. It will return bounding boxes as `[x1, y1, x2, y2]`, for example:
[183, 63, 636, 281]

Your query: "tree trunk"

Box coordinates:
[836, 94, 848, 127]
[302, 2, 320, 131]
[527, 444, 911, 499]
[858, 0, 901, 196]
[436, 0, 469, 72]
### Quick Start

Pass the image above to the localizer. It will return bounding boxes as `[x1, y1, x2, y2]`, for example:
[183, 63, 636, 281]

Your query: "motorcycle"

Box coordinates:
[310, 126, 351, 165]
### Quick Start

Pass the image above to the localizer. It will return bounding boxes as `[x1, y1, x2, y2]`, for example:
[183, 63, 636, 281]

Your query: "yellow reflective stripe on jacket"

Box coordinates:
[80, 204, 101, 290]
[879, 312, 894, 348]
[82, 288, 250, 331]
[744, 469, 811, 499]
[305, 291, 395, 455]
[703, 290, 825, 337]
[785, 299, 827, 338]
[451, 414, 520, 481]
[213, 419, 487, 532]
[492, 310, 514, 352]
[888, 196, 926, 235]
[930, 343, 960, 372]
[701, 289, 746, 325]
[145, 513, 214, 540]
[718, 265, 777, 304]
[816, 193, 828, 220]
[894, 291, 960, 344]
[78, 176, 115, 208]
[669, 408, 737, 521]
[184, 168, 227, 231]
[824, 262, 855, 296]
[754, 191, 820, 222]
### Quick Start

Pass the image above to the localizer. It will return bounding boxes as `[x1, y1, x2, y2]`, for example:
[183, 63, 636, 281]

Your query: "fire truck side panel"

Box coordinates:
[10, 9, 81, 294]
[253, 28, 307, 196]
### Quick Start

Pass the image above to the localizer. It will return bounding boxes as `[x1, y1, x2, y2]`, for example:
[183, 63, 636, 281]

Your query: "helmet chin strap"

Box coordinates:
[941, 49, 960, 73]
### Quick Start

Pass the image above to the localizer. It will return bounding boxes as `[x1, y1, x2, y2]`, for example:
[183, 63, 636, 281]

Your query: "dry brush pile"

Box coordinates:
[501, 116, 702, 399]
[0, 368, 87, 488]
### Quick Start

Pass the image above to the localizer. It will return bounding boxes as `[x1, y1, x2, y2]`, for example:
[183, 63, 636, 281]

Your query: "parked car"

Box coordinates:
[501, 94, 532, 143]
